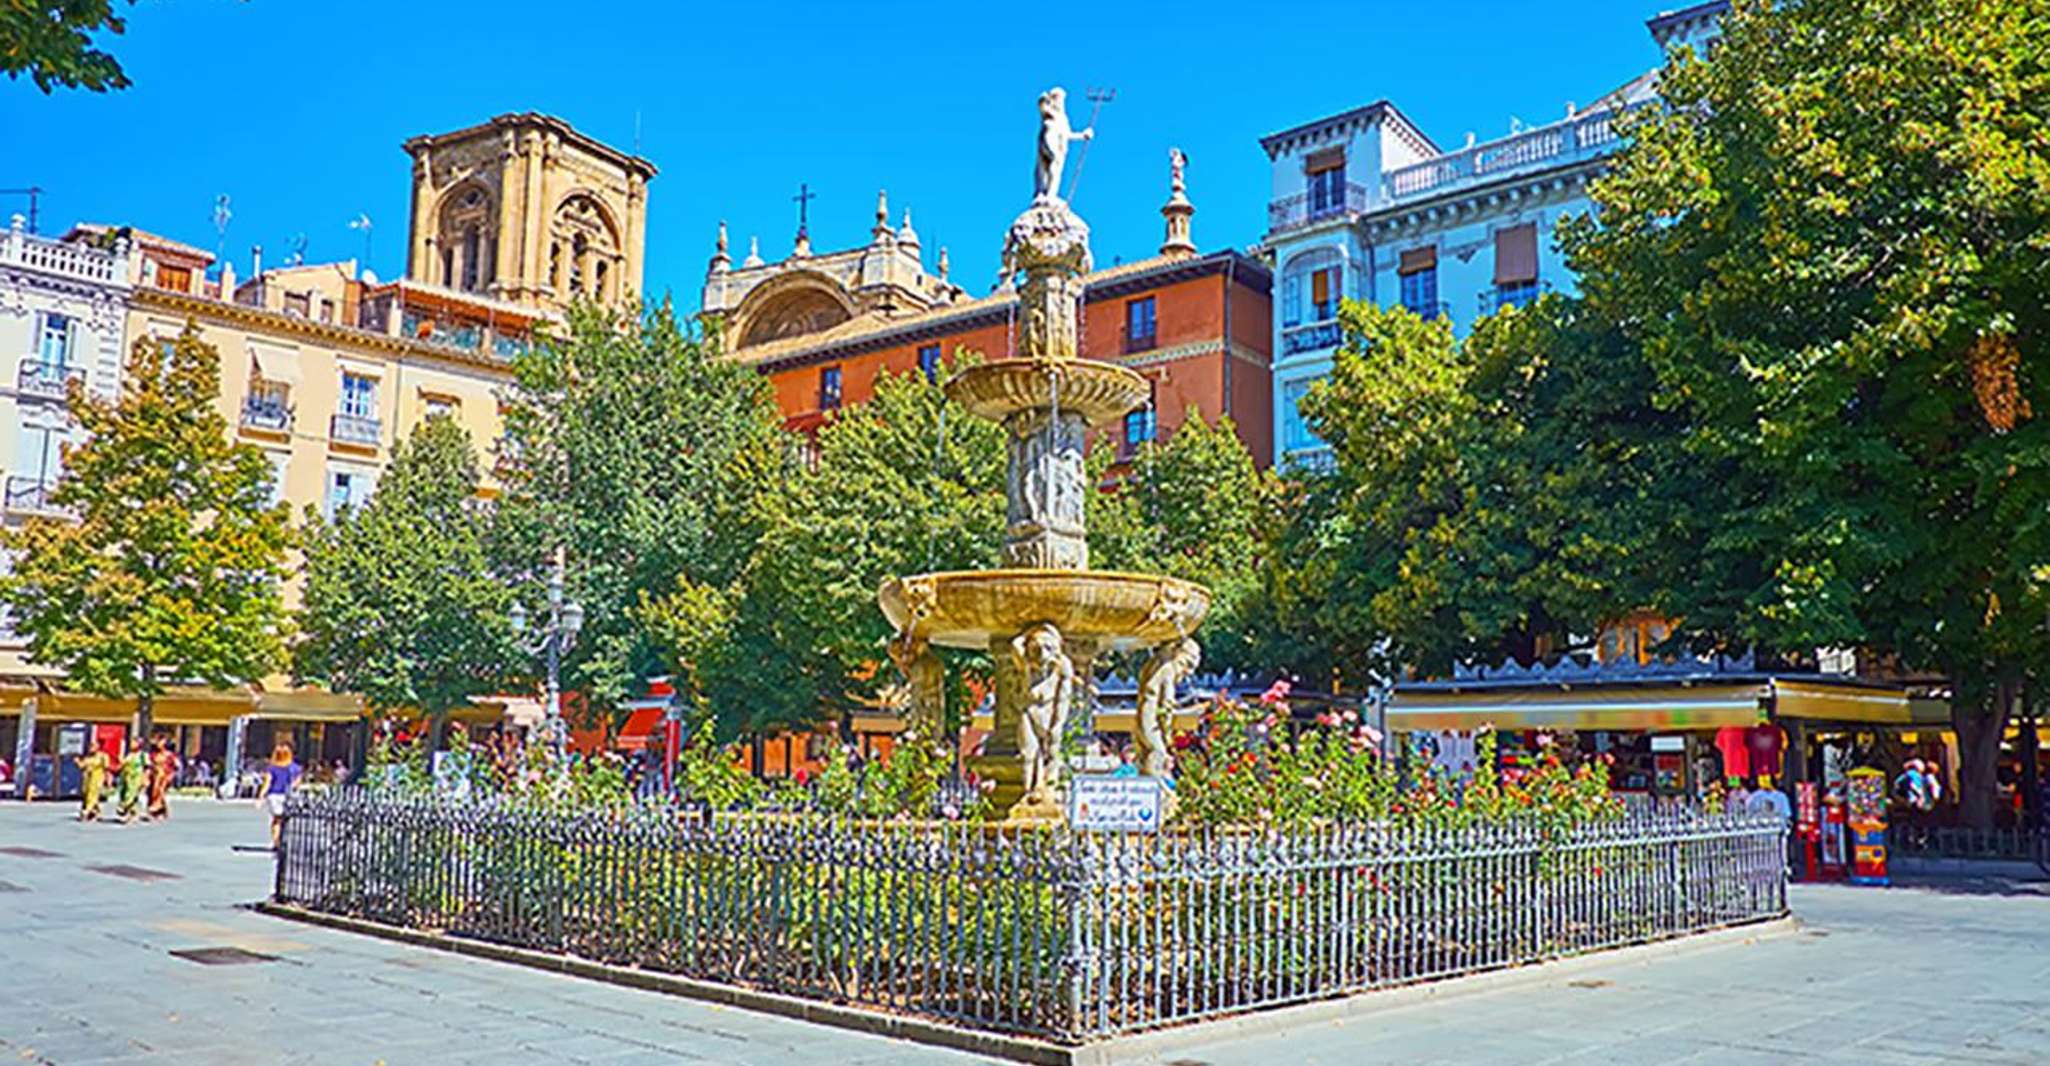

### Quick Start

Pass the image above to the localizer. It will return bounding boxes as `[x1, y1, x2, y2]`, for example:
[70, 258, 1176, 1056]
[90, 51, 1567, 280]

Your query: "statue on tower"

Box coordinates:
[1034, 87, 1093, 203]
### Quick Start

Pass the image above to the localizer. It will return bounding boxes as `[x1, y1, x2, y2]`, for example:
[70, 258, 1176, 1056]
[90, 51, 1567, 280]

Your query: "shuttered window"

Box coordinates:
[1493, 224, 1539, 285]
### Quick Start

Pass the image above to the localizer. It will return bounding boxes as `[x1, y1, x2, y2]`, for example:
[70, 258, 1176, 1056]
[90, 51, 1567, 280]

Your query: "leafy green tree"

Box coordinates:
[1090, 411, 1270, 672]
[496, 303, 787, 724]
[694, 354, 1005, 739]
[1563, 0, 2050, 825]
[293, 415, 514, 745]
[0, 325, 289, 738]
[2, 1, 137, 93]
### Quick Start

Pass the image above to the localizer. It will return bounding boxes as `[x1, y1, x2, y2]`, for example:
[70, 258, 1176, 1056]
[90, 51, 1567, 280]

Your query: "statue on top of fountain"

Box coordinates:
[1034, 87, 1093, 203]
[1001, 88, 1094, 303]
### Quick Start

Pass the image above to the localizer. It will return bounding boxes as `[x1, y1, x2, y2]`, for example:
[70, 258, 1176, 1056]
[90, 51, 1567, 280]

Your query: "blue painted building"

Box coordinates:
[1260, 2, 1726, 469]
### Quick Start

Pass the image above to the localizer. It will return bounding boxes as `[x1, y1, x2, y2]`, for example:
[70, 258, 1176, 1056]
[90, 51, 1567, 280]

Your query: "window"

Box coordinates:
[1122, 407, 1156, 454]
[340, 372, 377, 419]
[324, 467, 377, 518]
[156, 264, 192, 293]
[1492, 223, 1539, 310]
[1125, 297, 1157, 352]
[461, 227, 481, 291]
[917, 344, 941, 382]
[442, 248, 455, 288]
[319, 298, 335, 323]
[265, 451, 290, 507]
[1306, 150, 1348, 218]
[37, 313, 71, 366]
[818, 365, 843, 410]
[1282, 379, 1321, 453]
[548, 242, 561, 289]
[15, 423, 62, 483]
[595, 260, 609, 301]
[423, 395, 457, 420]
[283, 291, 311, 318]
[1398, 246, 1438, 317]
[1309, 265, 1341, 321]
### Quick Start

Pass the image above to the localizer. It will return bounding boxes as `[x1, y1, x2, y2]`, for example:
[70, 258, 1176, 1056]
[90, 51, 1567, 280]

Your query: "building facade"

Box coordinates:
[711, 160, 1275, 465]
[1261, 2, 1726, 469]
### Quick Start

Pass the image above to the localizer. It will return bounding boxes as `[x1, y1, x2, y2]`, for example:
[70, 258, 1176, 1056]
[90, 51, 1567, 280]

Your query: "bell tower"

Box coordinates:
[402, 113, 656, 317]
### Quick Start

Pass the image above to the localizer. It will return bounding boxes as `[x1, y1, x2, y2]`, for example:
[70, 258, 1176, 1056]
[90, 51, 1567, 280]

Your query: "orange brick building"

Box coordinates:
[702, 167, 1274, 464]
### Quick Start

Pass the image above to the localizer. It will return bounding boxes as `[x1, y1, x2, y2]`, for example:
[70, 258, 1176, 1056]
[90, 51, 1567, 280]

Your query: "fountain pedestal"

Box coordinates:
[879, 94, 1211, 826]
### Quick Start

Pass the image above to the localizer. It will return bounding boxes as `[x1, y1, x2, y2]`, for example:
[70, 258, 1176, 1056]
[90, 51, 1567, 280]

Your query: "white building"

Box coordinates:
[1261, 1, 1725, 468]
[0, 215, 133, 655]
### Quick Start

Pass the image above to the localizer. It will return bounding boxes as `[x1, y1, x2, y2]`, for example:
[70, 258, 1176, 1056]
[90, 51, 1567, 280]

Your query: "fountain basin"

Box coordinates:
[879, 569, 1210, 652]
[945, 359, 1150, 428]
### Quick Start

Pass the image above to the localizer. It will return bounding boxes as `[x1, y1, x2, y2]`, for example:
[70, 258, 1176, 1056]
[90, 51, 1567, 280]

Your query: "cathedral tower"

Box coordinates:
[402, 113, 656, 316]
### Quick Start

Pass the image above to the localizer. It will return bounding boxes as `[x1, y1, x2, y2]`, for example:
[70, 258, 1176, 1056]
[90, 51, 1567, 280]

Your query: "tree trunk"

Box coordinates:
[135, 689, 154, 752]
[2019, 711, 2040, 829]
[1954, 676, 2017, 830]
[427, 710, 448, 754]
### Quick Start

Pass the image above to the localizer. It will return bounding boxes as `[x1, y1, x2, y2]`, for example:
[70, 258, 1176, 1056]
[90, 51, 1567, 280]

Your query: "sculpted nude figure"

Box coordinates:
[1135, 637, 1200, 778]
[1014, 623, 1074, 802]
[1034, 87, 1093, 202]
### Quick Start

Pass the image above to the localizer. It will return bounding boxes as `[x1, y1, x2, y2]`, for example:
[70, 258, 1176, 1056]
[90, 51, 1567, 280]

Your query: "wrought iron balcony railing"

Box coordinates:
[330, 412, 382, 447]
[1280, 320, 1343, 356]
[242, 383, 292, 432]
[4, 475, 62, 514]
[1266, 183, 1369, 235]
[16, 360, 83, 400]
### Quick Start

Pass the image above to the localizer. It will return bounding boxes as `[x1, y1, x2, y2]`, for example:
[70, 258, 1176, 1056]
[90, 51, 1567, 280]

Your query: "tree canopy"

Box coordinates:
[0, 325, 289, 732]
[2, 1, 137, 92]
[294, 415, 514, 728]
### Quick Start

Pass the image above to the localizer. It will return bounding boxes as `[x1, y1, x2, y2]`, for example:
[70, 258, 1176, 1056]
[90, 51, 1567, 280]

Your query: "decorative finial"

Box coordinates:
[897, 208, 920, 255]
[937, 246, 950, 280]
[1160, 146, 1196, 259]
[742, 235, 764, 269]
[709, 220, 732, 274]
[872, 189, 893, 243]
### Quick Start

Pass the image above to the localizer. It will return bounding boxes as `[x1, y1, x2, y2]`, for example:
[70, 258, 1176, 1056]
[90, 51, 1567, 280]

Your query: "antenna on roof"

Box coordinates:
[633, 109, 642, 155]
[287, 233, 308, 267]
[348, 214, 373, 271]
[0, 187, 43, 233]
[212, 194, 233, 264]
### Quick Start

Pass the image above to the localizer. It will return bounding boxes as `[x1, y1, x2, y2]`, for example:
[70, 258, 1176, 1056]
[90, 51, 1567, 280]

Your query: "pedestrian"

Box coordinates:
[145, 733, 178, 821]
[115, 743, 147, 823]
[264, 741, 303, 849]
[76, 737, 109, 821]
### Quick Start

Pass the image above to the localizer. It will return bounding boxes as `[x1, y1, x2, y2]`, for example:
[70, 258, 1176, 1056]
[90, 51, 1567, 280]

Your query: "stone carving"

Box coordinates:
[1005, 407, 1088, 569]
[895, 574, 939, 624]
[1135, 638, 1201, 779]
[1013, 623, 1074, 805]
[1169, 147, 1188, 193]
[887, 631, 945, 738]
[1144, 581, 1200, 633]
[1034, 87, 1093, 203]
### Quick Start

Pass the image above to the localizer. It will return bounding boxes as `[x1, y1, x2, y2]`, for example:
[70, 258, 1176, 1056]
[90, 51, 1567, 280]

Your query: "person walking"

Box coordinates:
[145, 734, 179, 821]
[264, 741, 303, 849]
[115, 743, 147, 823]
[75, 738, 110, 822]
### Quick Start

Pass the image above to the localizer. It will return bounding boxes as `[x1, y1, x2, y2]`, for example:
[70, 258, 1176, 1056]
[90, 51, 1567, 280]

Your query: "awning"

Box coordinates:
[1387, 683, 1767, 733]
[616, 707, 664, 750]
[38, 686, 255, 726]
[253, 690, 364, 722]
[1769, 679, 1919, 724]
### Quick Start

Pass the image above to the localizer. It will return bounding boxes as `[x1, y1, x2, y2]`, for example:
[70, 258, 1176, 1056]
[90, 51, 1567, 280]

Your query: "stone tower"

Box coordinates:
[402, 113, 656, 316]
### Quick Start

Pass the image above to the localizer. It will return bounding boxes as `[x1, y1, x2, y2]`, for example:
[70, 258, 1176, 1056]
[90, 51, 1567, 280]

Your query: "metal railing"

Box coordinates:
[274, 792, 1786, 1042]
[1281, 320, 1343, 355]
[16, 359, 83, 400]
[1888, 823, 2039, 861]
[242, 384, 292, 432]
[3, 475, 61, 514]
[1267, 183, 1370, 235]
[330, 412, 382, 446]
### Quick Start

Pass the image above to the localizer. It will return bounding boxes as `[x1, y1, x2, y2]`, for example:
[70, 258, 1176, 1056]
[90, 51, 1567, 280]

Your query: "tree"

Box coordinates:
[2, 1, 137, 93]
[1564, 0, 2050, 825]
[496, 303, 787, 725]
[0, 325, 289, 738]
[293, 416, 513, 744]
[696, 354, 1005, 739]
[1090, 411, 1271, 672]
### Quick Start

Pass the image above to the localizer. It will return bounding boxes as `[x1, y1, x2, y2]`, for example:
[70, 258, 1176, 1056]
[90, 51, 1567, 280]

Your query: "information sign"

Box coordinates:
[1069, 776, 1163, 832]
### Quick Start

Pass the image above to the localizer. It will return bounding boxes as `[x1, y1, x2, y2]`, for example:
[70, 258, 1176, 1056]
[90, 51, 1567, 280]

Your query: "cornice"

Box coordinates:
[133, 288, 513, 375]
[1359, 161, 1606, 240]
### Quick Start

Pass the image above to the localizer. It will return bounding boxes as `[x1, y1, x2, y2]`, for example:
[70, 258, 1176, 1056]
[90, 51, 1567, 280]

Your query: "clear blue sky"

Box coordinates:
[4, 0, 1669, 310]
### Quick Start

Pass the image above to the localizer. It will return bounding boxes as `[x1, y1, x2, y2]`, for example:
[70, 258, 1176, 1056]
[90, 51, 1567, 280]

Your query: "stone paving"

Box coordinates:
[2, 799, 2048, 1065]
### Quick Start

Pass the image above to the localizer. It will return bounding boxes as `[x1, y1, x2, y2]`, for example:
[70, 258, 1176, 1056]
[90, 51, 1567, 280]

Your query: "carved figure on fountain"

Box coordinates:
[1136, 637, 1202, 779]
[1005, 408, 1090, 570]
[887, 631, 946, 738]
[1033, 86, 1093, 204]
[1012, 622, 1074, 816]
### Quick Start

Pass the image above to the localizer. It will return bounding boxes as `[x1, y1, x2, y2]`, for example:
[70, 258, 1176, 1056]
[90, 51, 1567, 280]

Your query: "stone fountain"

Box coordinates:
[878, 87, 1210, 824]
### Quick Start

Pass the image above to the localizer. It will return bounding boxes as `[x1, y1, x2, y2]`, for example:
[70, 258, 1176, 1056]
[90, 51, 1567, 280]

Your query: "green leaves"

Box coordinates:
[1, 324, 289, 702]
[0, 1, 135, 93]
[294, 415, 514, 718]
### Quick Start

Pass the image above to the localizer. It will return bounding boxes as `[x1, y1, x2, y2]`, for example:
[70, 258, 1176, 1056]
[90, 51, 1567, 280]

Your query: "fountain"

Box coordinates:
[878, 87, 1210, 824]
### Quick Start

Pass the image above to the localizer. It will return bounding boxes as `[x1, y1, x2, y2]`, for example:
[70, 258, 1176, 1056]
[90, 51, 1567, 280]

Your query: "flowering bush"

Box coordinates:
[1169, 687, 1618, 831]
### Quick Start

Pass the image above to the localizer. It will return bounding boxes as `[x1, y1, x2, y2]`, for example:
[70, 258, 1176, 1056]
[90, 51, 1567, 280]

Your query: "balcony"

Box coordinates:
[400, 308, 483, 353]
[1383, 109, 1621, 203]
[16, 360, 83, 401]
[330, 412, 382, 447]
[4, 476, 62, 515]
[1267, 183, 1369, 235]
[1477, 280, 1548, 316]
[241, 384, 292, 432]
[2, 227, 122, 285]
[1280, 320, 1343, 356]
[1400, 300, 1453, 321]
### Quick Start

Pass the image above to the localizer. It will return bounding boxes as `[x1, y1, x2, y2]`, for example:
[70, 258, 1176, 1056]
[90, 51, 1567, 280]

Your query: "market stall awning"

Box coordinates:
[253, 690, 364, 722]
[1387, 683, 1768, 733]
[616, 708, 664, 750]
[1767, 679, 1911, 723]
[38, 686, 255, 726]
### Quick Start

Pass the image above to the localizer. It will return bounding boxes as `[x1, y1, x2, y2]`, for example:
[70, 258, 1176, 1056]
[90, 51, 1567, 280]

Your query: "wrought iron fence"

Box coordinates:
[274, 791, 1786, 1042]
[1888, 822, 2039, 862]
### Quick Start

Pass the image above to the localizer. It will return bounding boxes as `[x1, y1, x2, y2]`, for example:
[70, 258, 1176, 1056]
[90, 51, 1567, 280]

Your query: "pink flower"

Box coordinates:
[1360, 725, 1385, 746]
[1260, 680, 1292, 706]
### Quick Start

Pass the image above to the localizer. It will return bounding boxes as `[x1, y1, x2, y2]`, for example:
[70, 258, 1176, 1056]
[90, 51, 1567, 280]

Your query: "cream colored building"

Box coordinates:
[0, 114, 653, 789]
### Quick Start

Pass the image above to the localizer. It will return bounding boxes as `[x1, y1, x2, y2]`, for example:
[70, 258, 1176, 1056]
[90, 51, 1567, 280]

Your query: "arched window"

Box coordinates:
[550, 193, 621, 304]
[595, 260, 609, 301]
[549, 242, 561, 290]
[460, 227, 480, 291]
[441, 247, 455, 288]
[436, 184, 494, 293]
[570, 233, 587, 295]
[1281, 247, 1344, 327]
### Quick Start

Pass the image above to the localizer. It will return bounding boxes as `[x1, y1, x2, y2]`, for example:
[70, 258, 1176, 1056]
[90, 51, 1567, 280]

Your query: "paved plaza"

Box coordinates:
[2, 800, 2049, 1065]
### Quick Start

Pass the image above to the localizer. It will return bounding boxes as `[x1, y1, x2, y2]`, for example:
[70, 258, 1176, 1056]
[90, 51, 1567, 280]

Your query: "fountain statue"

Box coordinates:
[879, 88, 1210, 824]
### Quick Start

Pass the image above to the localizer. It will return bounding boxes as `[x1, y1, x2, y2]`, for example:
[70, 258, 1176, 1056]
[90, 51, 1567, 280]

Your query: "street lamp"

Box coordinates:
[512, 546, 583, 760]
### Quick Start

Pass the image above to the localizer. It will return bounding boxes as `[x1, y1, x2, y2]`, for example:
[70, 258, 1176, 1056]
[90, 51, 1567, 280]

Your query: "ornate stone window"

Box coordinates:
[551, 193, 621, 304]
[437, 183, 496, 293]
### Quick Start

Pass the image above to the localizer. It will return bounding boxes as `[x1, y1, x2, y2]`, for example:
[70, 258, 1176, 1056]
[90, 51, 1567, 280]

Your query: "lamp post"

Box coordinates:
[510, 546, 583, 761]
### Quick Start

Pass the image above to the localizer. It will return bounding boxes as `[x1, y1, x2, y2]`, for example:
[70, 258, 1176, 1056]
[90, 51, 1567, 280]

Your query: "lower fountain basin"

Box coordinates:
[879, 569, 1210, 652]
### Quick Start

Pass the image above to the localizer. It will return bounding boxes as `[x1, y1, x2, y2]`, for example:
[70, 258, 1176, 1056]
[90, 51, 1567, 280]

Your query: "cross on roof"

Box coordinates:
[792, 183, 816, 238]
